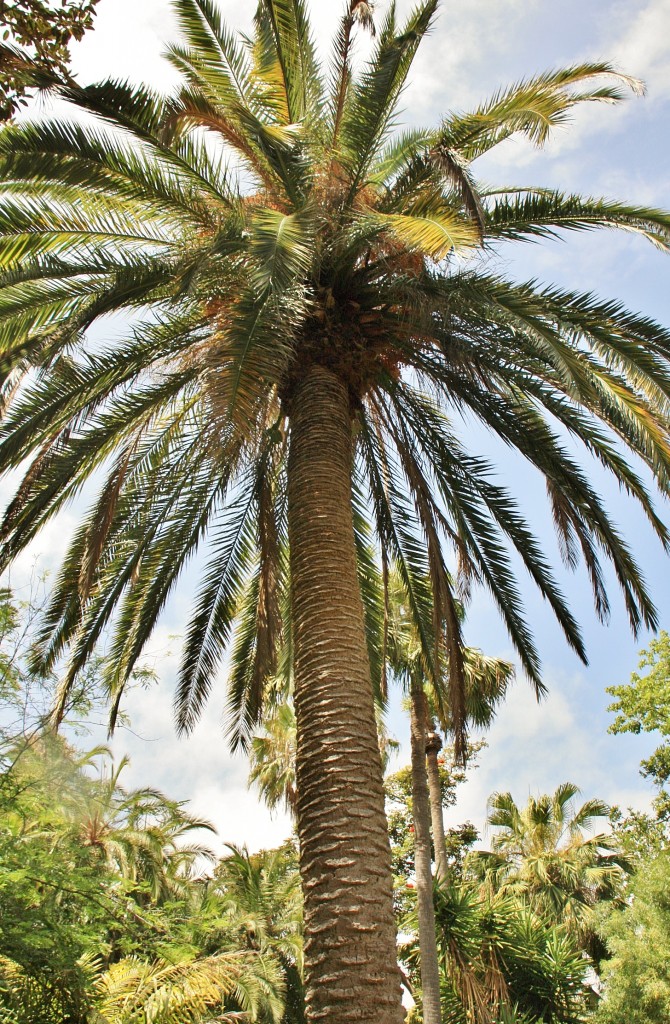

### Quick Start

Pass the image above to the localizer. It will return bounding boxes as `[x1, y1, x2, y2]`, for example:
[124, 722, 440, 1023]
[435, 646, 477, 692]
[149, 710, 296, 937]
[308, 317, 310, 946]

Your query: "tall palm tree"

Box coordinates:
[469, 783, 627, 954]
[426, 650, 514, 882]
[1, 2, 670, 1019]
[385, 572, 512, 1024]
[383, 577, 510, 1024]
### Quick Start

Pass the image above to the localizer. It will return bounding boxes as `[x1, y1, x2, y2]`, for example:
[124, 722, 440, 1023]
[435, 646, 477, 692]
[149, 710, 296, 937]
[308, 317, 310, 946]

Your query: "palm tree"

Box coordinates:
[386, 574, 512, 1024]
[216, 843, 305, 1023]
[249, 701, 298, 818]
[469, 783, 627, 954]
[60, 749, 216, 903]
[92, 951, 285, 1024]
[2, 2, 670, 1019]
[426, 650, 514, 882]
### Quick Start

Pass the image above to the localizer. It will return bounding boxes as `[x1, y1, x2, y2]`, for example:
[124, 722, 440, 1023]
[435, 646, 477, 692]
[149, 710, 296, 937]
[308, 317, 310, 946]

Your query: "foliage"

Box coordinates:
[93, 950, 285, 1024]
[0, 732, 220, 1007]
[596, 852, 670, 1024]
[468, 783, 627, 959]
[215, 843, 304, 1023]
[0, 0, 100, 118]
[386, 745, 480, 885]
[0, 949, 285, 1024]
[249, 701, 297, 817]
[0, 592, 290, 1024]
[403, 881, 592, 1023]
[609, 804, 670, 864]
[0, 729, 300, 1023]
[607, 631, 670, 820]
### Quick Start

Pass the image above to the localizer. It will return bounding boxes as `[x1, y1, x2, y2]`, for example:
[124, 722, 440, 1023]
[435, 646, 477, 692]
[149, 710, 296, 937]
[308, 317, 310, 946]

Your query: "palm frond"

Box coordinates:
[339, 0, 439, 202]
[442, 63, 642, 158]
[486, 190, 670, 251]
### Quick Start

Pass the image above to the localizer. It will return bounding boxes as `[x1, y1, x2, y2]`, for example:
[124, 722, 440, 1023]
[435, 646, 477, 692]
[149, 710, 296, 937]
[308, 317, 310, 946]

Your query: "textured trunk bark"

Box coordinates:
[287, 365, 405, 1024]
[426, 724, 450, 885]
[410, 677, 443, 1024]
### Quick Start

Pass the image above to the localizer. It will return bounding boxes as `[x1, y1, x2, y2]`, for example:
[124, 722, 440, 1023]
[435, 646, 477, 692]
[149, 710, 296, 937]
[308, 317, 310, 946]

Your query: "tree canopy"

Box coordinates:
[0, 0, 100, 118]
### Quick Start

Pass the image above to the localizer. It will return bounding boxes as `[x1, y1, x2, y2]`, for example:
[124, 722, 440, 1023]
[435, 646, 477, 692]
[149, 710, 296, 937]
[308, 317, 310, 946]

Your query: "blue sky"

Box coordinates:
[5, 0, 670, 851]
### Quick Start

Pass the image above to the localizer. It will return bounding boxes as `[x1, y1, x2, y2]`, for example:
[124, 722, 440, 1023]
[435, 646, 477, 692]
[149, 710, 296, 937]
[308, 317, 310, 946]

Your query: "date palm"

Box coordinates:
[1, 1, 670, 1020]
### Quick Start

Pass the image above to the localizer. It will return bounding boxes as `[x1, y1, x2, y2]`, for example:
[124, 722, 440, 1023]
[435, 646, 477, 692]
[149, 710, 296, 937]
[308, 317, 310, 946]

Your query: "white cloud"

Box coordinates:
[606, 0, 670, 101]
[444, 664, 657, 844]
[105, 658, 294, 855]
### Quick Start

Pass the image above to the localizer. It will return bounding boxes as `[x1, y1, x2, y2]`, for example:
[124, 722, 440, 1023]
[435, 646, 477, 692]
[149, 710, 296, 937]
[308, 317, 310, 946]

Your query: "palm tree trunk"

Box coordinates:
[287, 364, 404, 1024]
[410, 676, 443, 1024]
[426, 724, 450, 884]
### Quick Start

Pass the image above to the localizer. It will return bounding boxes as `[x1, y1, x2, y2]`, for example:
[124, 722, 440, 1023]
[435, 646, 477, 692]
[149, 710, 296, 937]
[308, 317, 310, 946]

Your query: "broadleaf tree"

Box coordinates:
[1, 1, 670, 1021]
[0, 0, 100, 119]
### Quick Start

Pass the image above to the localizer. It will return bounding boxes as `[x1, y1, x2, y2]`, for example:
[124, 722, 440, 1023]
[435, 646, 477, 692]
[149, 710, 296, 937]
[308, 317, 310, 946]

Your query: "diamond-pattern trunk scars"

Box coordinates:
[287, 365, 405, 1024]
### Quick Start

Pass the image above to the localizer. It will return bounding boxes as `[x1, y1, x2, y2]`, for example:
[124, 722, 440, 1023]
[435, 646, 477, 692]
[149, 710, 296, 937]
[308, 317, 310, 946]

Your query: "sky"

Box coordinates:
[4, 0, 670, 854]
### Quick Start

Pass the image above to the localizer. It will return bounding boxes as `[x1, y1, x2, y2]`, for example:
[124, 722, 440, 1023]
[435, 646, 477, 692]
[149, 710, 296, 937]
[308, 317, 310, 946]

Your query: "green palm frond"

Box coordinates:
[486, 190, 670, 251]
[339, 0, 439, 202]
[254, 0, 322, 124]
[249, 205, 315, 294]
[95, 951, 284, 1024]
[441, 63, 642, 157]
[170, 0, 258, 111]
[176, 475, 260, 738]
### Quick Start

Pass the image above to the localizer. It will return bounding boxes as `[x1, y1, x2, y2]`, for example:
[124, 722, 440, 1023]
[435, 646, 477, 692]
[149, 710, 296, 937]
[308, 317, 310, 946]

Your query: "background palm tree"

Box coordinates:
[2, 1, 670, 1019]
[469, 783, 627, 957]
[385, 569, 512, 1024]
[216, 844, 305, 1024]
[92, 951, 285, 1024]
[60, 750, 216, 903]
[425, 648, 514, 883]
[249, 701, 298, 818]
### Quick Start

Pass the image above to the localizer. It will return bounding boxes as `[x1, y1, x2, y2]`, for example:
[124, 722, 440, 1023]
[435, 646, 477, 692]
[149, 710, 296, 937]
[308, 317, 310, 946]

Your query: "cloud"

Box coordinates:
[443, 664, 657, 844]
[108, 656, 293, 855]
[606, 0, 670, 101]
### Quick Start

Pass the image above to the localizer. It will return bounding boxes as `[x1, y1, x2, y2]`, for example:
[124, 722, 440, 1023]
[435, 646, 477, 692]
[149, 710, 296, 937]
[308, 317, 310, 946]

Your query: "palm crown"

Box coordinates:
[469, 783, 627, 954]
[2, 1, 670, 737]
[1, 1, 670, 1020]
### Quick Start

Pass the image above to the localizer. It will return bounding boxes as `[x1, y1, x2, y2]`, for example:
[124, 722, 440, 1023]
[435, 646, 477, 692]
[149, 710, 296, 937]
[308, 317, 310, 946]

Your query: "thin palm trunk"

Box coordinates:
[425, 723, 450, 884]
[287, 365, 404, 1024]
[410, 676, 443, 1024]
